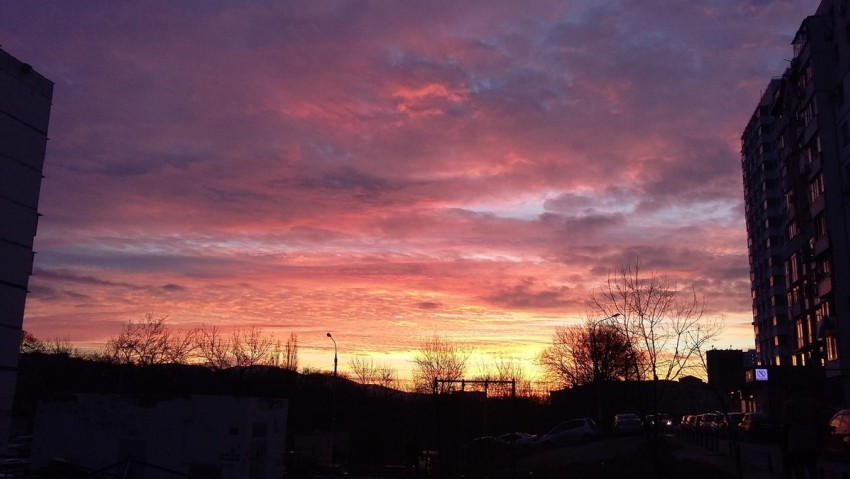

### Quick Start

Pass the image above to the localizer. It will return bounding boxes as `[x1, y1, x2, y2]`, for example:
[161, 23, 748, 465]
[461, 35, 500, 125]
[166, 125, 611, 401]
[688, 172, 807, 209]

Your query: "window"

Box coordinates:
[800, 62, 812, 90]
[802, 281, 810, 309]
[800, 101, 815, 125]
[817, 301, 831, 320]
[827, 336, 839, 360]
[787, 222, 799, 239]
[820, 259, 831, 276]
[807, 314, 814, 344]
[814, 215, 827, 239]
[800, 148, 812, 170]
[796, 320, 804, 349]
[809, 174, 825, 203]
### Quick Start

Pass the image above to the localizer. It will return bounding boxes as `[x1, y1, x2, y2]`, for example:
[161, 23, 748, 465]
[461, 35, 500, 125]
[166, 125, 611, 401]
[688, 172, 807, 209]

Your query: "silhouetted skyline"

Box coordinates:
[0, 1, 817, 377]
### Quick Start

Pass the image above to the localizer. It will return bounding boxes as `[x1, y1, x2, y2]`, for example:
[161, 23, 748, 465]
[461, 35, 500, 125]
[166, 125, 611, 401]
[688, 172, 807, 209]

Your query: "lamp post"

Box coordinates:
[326, 333, 337, 467]
[327, 332, 338, 377]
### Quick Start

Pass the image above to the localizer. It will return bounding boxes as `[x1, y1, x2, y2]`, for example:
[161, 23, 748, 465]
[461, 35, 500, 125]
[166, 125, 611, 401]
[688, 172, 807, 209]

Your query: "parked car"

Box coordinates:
[535, 418, 600, 448]
[737, 412, 780, 443]
[612, 413, 643, 436]
[694, 414, 706, 433]
[701, 413, 723, 435]
[497, 432, 537, 449]
[720, 412, 745, 439]
[461, 436, 504, 463]
[826, 409, 850, 459]
[645, 413, 674, 434]
[678, 415, 694, 432]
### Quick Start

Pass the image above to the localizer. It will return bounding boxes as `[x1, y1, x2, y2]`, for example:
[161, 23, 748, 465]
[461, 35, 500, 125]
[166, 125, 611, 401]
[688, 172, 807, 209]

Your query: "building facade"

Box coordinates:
[706, 349, 746, 391]
[743, 0, 850, 405]
[0, 48, 52, 449]
[32, 395, 289, 479]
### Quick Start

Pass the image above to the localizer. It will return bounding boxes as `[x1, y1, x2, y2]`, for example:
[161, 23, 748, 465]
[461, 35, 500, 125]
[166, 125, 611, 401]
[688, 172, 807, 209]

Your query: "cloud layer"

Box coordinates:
[2, 0, 816, 376]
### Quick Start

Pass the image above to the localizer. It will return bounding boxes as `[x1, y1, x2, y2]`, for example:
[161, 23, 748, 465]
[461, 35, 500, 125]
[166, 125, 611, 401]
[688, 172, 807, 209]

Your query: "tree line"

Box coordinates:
[20, 261, 723, 400]
[21, 314, 299, 372]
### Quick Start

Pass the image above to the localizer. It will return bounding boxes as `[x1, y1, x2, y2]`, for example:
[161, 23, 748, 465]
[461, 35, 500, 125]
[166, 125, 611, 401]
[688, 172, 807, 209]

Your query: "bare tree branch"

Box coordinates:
[104, 314, 197, 366]
[411, 334, 472, 393]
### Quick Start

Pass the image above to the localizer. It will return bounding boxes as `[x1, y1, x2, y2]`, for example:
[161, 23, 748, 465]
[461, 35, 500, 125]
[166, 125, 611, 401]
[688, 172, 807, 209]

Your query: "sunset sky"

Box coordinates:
[2, 1, 817, 379]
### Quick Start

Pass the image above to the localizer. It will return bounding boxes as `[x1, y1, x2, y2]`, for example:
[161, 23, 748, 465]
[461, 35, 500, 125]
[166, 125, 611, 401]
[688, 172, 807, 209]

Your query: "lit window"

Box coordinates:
[787, 222, 799, 239]
[790, 254, 799, 282]
[809, 174, 825, 203]
[827, 336, 839, 361]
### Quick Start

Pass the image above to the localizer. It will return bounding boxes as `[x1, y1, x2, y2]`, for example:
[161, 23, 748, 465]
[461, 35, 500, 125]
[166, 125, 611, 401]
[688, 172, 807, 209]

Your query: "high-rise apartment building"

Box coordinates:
[743, 0, 850, 404]
[0, 48, 52, 448]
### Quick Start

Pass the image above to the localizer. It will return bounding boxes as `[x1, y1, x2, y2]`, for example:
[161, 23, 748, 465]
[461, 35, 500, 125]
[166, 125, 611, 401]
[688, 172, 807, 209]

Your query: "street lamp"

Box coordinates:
[327, 332, 337, 377]
[326, 333, 337, 467]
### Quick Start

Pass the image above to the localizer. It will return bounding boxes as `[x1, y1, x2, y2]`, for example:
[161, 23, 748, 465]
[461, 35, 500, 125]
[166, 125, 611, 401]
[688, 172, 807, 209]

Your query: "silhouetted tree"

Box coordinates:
[20, 331, 80, 357]
[232, 327, 280, 368]
[349, 356, 398, 391]
[592, 261, 722, 385]
[19, 331, 44, 354]
[349, 356, 379, 384]
[538, 319, 635, 388]
[282, 332, 299, 372]
[376, 362, 397, 390]
[104, 313, 196, 366]
[194, 325, 282, 370]
[411, 334, 471, 393]
[195, 325, 232, 371]
[592, 260, 723, 460]
[473, 355, 534, 397]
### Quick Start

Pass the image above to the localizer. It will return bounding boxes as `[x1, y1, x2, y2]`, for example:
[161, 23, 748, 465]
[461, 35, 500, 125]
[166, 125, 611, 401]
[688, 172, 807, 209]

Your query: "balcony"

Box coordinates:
[808, 154, 821, 179]
[810, 194, 826, 216]
[803, 120, 818, 145]
[814, 234, 829, 256]
[818, 276, 833, 296]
